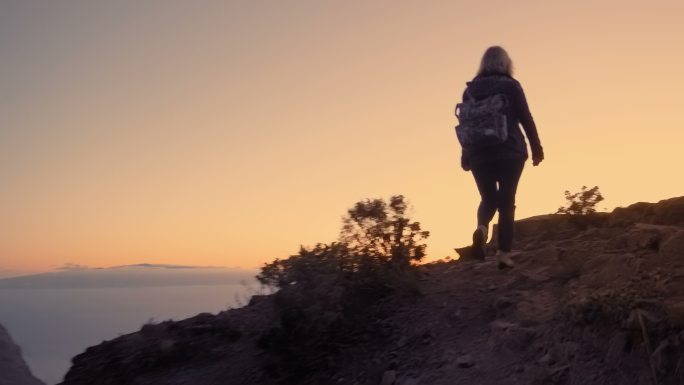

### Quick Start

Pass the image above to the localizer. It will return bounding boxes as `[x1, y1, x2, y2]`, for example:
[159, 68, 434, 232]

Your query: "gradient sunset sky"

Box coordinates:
[1, 1, 683, 276]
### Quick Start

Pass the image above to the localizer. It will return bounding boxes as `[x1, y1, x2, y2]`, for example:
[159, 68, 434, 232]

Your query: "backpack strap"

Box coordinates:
[456, 88, 476, 117]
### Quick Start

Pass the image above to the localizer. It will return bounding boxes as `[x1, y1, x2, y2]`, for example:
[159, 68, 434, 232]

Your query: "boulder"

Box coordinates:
[610, 202, 655, 226]
[610, 197, 684, 226]
[653, 196, 684, 226]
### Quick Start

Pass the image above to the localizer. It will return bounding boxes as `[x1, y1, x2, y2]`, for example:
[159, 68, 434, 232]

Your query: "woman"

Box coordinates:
[460, 46, 544, 268]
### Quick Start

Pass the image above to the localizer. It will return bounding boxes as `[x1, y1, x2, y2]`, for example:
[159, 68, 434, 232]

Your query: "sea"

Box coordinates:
[0, 283, 255, 384]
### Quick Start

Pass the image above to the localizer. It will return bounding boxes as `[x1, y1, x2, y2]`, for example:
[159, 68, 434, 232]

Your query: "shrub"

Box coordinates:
[341, 195, 429, 270]
[566, 292, 636, 326]
[257, 195, 429, 290]
[556, 186, 604, 215]
[256, 242, 350, 288]
[256, 195, 429, 382]
[565, 290, 665, 327]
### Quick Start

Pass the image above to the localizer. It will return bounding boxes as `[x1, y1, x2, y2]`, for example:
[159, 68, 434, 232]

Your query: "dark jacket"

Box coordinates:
[460, 74, 543, 168]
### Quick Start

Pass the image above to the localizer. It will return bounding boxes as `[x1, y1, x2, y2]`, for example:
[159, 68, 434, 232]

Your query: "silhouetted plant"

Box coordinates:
[257, 195, 429, 290]
[256, 195, 429, 383]
[256, 242, 349, 288]
[341, 195, 429, 271]
[556, 186, 605, 215]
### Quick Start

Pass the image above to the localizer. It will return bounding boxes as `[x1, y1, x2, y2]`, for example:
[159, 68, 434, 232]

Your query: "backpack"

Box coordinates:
[454, 90, 509, 150]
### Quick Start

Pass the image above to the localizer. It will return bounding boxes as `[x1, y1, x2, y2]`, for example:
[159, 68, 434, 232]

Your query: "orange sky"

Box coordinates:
[1, 1, 683, 276]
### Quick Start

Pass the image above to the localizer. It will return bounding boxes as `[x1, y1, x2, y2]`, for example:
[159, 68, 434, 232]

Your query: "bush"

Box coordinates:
[256, 195, 429, 382]
[341, 195, 429, 270]
[257, 195, 429, 290]
[566, 292, 636, 326]
[256, 242, 349, 289]
[556, 186, 604, 215]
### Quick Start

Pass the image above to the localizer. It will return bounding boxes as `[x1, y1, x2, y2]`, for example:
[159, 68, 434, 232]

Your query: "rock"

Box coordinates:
[606, 228, 661, 251]
[396, 336, 409, 348]
[492, 297, 515, 318]
[623, 308, 662, 331]
[611, 197, 684, 226]
[604, 332, 627, 365]
[490, 320, 517, 329]
[396, 377, 420, 385]
[0, 323, 45, 385]
[653, 196, 684, 225]
[659, 230, 684, 264]
[629, 229, 660, 250]
[610, 202, 655, 226]
[677, 355, 684, 383]
[247, 294, 269, 306]
[446, 309, 463, 325]
[551, 341, 579, 363]
[455, 244, 493, 261]
[511, 215, 577, 240]
[380, 370, 397, 385]
[538, 353, 554, 365]
[456, 354, 474, 368]
[488, 321, 535, 352]
[650, 339, 678, 377]
[664, 297, 684, 327]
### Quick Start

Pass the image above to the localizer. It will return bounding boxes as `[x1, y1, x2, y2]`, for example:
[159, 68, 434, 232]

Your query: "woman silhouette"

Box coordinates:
[459, 46, 544, 268]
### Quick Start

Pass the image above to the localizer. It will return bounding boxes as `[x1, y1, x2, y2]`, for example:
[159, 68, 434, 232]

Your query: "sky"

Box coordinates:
[1, 0, 683, 276]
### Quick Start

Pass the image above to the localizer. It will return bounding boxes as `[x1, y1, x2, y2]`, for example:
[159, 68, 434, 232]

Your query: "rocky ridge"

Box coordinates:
[0, 323, 45, 385]
[59, 197, 684, 385]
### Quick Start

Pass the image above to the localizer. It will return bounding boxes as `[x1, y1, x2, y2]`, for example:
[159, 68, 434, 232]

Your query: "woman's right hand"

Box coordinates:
[461, 156, 471, 171]
[532, 148, 544, 166]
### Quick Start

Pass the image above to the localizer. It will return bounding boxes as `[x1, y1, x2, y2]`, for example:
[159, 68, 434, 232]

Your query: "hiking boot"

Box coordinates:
[496, 251, 515, 269]
[471, 225, 488, 261]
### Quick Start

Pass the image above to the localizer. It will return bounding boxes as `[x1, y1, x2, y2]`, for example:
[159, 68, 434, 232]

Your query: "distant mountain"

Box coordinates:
[0, 264, 257, 289]
[0, 323, 45, 385]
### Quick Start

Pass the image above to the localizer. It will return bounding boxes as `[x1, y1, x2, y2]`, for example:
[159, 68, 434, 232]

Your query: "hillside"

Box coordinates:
[59, 197, 684, 385]
[0, 323, 45, 385]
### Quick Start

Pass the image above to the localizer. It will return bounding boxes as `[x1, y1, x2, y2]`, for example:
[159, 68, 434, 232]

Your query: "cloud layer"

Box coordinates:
[0, 264, 257, 289]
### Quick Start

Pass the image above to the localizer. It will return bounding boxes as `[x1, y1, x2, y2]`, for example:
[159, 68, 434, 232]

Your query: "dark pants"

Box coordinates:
[471, 159, 525, 252]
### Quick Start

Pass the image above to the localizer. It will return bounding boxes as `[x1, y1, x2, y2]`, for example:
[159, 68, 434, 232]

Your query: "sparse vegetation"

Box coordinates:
[565, 289, 665, 328]
[566, 291, 639, 326]
[556, 185, 605, 215]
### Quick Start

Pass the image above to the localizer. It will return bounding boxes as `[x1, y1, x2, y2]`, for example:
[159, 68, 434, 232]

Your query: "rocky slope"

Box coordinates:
[0, 323, 45, 385]
[59, 197, 684, 385]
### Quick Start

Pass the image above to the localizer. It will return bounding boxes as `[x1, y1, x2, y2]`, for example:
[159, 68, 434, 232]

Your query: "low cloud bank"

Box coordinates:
[0, 264, 257, 289]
